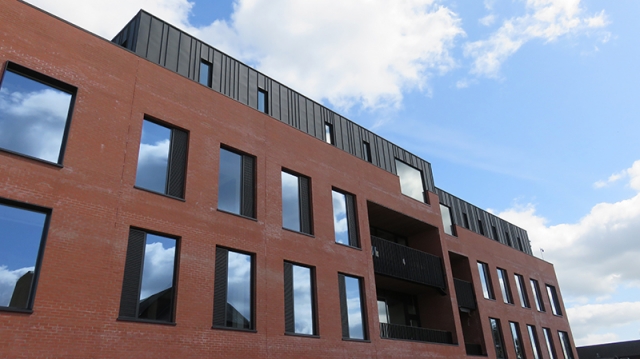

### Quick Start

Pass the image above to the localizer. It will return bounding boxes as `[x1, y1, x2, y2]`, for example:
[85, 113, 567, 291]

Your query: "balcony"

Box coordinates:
[371, 236, 445, 289]
[380, 323, 453, 344]
[454, 279, 476, 310]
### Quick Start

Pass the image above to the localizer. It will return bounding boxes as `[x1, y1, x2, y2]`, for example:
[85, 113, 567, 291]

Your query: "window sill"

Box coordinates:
[0, 147, 64, 168]
[342, 338, 371, 343]
[282, 227, 314, 238]
[117, 317, 176, 326]
[285, 332, 320, 339]
[335, 242, 362, 251]
[0, 306, 33, 314]
[211, 326, 257, 333]
[217, 208, 257, 221]
[133, 186, 186, 202]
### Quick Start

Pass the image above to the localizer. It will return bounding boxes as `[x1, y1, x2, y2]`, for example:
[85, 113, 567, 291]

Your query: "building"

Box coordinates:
[577, 340, 640, 359]
[0, 1, 577, 357]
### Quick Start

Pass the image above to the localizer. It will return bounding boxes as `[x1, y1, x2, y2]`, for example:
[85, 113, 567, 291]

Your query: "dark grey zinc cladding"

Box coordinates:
[112, 11, 531, 255]
[436, 188, 532, 254]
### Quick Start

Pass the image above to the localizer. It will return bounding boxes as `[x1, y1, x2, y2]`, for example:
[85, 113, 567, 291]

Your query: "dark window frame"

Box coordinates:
[546, 284, 563, 316]
[338, 273, 368, 341]
[0, 197, 52, 313]
[331, 188, 359, 248]
[213, 246, 256, 332]
[394, 159, 427, 203]
[324, 122, 335, 145]
[362, 141, 372, 163]
[478, 261, 495, 300]
[281, 169, 313, 235]
[527, 325, 542, 359]
[515, 274, 530, 308]
[497, 268, 514, 304]
[134, 116, 189, 200]
[258, 88, 269, 114]
[509, 321, 526, 359]
[558, 331, 574, 359]
[199, 59, 212, 87]
[478, 219, 486, 236]
[542, 327, 558, 359]
[0, 61, 77, 166]
[440, 203, 456, 236]
[217, 146, 256, 219]
[489, 317, 507, 359]
[530, 279, 546, 312]
[118, 227, 180, 325]
[283, 261, 318, 336]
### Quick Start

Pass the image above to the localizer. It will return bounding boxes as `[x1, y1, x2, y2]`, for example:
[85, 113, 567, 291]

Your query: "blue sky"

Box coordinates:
[24, 0, 640, 345]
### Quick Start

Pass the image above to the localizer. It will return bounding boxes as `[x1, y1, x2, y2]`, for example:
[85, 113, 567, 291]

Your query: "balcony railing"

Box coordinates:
[371, 236, 445, 289]
[454, 279, 476, 310]
[380, 323, 453, 344]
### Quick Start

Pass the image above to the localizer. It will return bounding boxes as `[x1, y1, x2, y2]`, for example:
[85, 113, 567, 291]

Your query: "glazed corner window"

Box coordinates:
[324, 122, 334, 145]
[362, 141, 372, 163]
[489, 318, 507, 359]
[531, 279, 545, 312]
[135, 119, 188, 199]
[543, 328, 558, 359]
[497, 268, 513, 304]
[213, 247, 254, 330]
[527, 325, 542, 359]
[546, 284, 562, 316]
[332, 189, 358, 247]
[281, 170, 312, 234]
[509, 322, 526, 359]
[0, 62, 76, 164]
[395, 159, 425, 202]
[0, 200, 49, 311]
[558, 331, 574, 359]
[515, 274, 530, 308]
[284, 262, 316, 335]
[199, 60, 212, 87]
[218, 147, 255, 218]
[440, 204, 455, 236]
[257, 88, 268, 113]
[338, 274, 367, 340]
[477, 262, 495, 300]
[118, 228, 178, 323]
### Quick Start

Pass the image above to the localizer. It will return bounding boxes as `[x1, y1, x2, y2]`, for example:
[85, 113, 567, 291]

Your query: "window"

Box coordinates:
[542, 328, 558, 359]
[497, 268, 513, 304]
[527, 325, 542, 359]
[395, 159, 425, 202]
[558, 331, 574, 359]
[284, 262, 316, 335]
[119, 228, 178, 323]
[462, 213, 469, 229]
[546, 284, 562, 316]
[218, 147, 255, 218]
[362, 141, 372, 163]
[281, 170, 312, 234]
[324, 122, 334, 145]
[338, 274, 367, 340]
[332, 190, 358, 247]
[489, 318, 507, 359]
[530, 279, 545, 312]
[478, 219, 485, 236]
[135, 118, 188, 199]
[258, 88, 268, 113]
[0, 200, 50, 311]
[440, 204, 455, 236]
[213, 247, 254, 330]
[477, 262, 495, 300]
[516, 237, 524, 251]
[515, 274, 530, 308]
[492, 225, 499, 241]
[510, 322, 526, 359]
[199, 60, 212, 87]
[0, 62, 76, 164]
[505, 231, 513, 246]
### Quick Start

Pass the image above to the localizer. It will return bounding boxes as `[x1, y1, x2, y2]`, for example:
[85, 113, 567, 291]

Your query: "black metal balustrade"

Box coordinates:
[371, 236, 445, 289]
[454, 279, 476, 310]
[380, 323, 453, 344]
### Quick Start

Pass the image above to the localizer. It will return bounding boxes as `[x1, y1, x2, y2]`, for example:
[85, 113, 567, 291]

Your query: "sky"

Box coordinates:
[22, 0, 640, 345]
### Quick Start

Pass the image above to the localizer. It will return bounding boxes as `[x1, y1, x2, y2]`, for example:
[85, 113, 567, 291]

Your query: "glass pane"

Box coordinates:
[478, 262, 492, 299]
[199, 61, 211, 86]
[498, 269, 511, 304]
[139, 234, 176, 321]
[547, 285, 560, 315]
[0, 70, 72, 163]
[332, 191, 350, 245]
[218, 149, 242, 214]
[258, 90, 266, 112]
[344, 276, 364, 339]
[292, 265, 314, 334]
[559, 331, 574, 359]
[0, 204, 47, 308]
[515, 275, 529, 307]
[377, 300, 388, 324]
[325, 123, 333, 144]
[490, 318, 506, 359]
[510, 322, 525, 359]
[363, 142, 371, 162]
[440, 204, 454, 235]
[226, 251, 252, 329]
[531, 279, 544, 311]
[281, 172, 300, 231]
[395, 160, 424, 202]
[135, 120, 171, 193]
[528, 325, 541, 359]
[543, 328, 557, 359]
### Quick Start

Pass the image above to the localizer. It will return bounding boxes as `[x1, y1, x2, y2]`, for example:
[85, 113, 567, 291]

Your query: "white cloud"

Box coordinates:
[0, 266, 34, 307]
[479, 14, 496, 27]
[593, 160, 640, 189]
[464, 0, 608, 78]
[567, 302, 640, 345]
[496, 160, 640, 344]
[140, 241, 175, 300]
